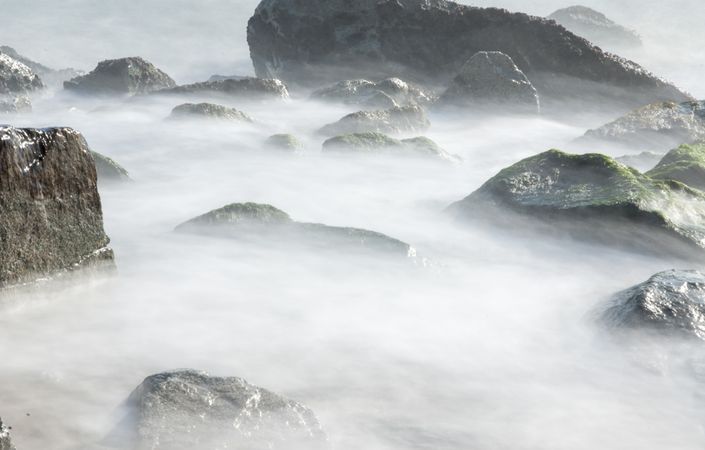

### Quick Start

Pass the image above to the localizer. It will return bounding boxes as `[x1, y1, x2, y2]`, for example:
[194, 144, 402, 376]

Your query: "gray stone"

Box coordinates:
[0, 418, 14, 450]
[318, 105, 430, 137]
[265, 134, 304, 152]
[155, 77, 289, 100]
[0, 53, 43, 95]
[91, 151, 131, 184]
[311, 77, 432, 108]
[0, 45, 82, 87]
[64, 57, 176, 96]
[169, 103, 253, 122]
[323, 132, 459, 162]
[548, 6, 642, 49]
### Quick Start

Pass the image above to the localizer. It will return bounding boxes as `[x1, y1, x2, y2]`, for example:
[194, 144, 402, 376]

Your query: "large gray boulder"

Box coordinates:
[548, 6, 642, 49]
[155, 77, 289, 100]
[448, 149, 705, 259]
[169, 103, 253, 122]
[0, 52, 43, 95]
[0, 418, 14, 450]
[438, 51, 540, 113]
[247, 0, 689, 110]
[311, 78, 433, 108]
[64, 57, 175, 96]
[323, 132, 459, 162]
[318, 105, 430, 137]
[0, 126, 114, 288]
[122, 370, 328, 450]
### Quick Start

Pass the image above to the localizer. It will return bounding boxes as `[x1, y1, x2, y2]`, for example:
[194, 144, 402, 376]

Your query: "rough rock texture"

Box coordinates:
[176, 203, 416, 258]
[646, 143, 705, 191]
[323, 132, 459, 162]
[438, 51, 540, 113]
[318, 105, 430, 137]
[265, 134, 304, 152]
[616, 151, 663, 172]
[0, 418, 14, 450]
[64, 57, 175, 95]
[581, 101, 705, 151]
[0, 46, 82, 87]
[311, 78, 433, 108]
[548, 6, 642, 49]
[600, 270, 705, 340]
[0, 126, 114, 287]
[123, 370, 328, 450]
[169, 103, 253, 122]
[247, 0, 688, 110]
[0, 53, 43, 95]
[91, 151, 131, 184]
[155, 77, 289, 100]
[448, 149, 705, 258]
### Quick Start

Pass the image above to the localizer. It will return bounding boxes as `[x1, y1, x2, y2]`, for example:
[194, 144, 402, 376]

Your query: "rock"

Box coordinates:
[580, 101, 705, 152]
[318, 105, 430, 137]
[154, 77, 289, 100]
[0, 53, 43, 95]
[91, 151, 131, 184]
[176, 203, 416, 258]
[122, 370, 328, 450]
[447, 149, 705, 258]
[265, 134, 304, 152]
[323, 132, 459, 162]
[208, 74, 249, 82]
[646, 143, 705, 191]
[0, 95, 31, 113]
[438, 51, 540, 113]
[548, 6, 642, 49]
[311, 78, 432, 108]
[0, 126, 114, 288]
[600, 270, 705, 340]
[247, 0, 688, 110]
[615, 151, 663, 172]
[0, 418, 14, 450]
[64, 57, 175, 96]
[169, 103, 253, 122]
[0, 45, 82, 87]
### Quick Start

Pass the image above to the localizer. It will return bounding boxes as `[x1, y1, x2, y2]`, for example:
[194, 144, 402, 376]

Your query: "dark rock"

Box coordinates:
[646, 143, 705, 191]
[448, 149, 705, 258]
[615, 151, 663, 172]
[0, 53, 43, 95]
[0, 45, 83, 87]
[438, 51, 540, 113]
[0, 126, 114, 288]
[265, 134, 304, 152]
[311, 78, 433, 108]
[169, 103, 253, 122]
[0, 418, 14, 450]
[600, 270, 705, 340]
[123, 370, 328, 450]
[64, 57, 176, 96]
[91, 151, 131, 184]
[318, 105, 430, 137]
[323, 132, 459, 162]
[247, 0, 688, 110]
[176, 203, 416, 258]
[155, 77, 289, 100]
[548, 6, 642, 49]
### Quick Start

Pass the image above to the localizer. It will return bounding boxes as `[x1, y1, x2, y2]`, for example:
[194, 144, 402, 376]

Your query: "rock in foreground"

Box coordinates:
[323, 132, 459, 162]
[646, 143, 705, 191]
[64, 57, 175, 95]
[448, 149, 705, 258]
[169, 103, 253, 122]
[0, 126, 114, 288]
[155, 77, 289, 100]
[318, 105, 430, 137]
[0, 418, 14, 450]
[548, 6, 642, 49]
[123, 370, 328, 450]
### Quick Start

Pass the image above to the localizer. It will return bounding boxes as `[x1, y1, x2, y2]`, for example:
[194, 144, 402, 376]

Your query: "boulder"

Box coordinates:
[580, 101, 705, 151]
[169, 103, 253, 122]
[600, 270, 705, 340]
[0, 418, 14, 450]
[122, 370, 328, 450]
[0, 52, 43, 95]
[265, 134, 304, 152]
[0, 45, 82, 87]
[155, 77, 289, 100]
[548, 6, 642, 49]
[318, 105, 430, 137]
[0, 126, 114, 288]
[247, 0, 689, 110]
[438, 51, 540, 113]
[615, 151, 663, 172]
[646, 143, 705, 191]
[64, 57, 175, 96]
[91, 151, 131, 184]
[447, 149, 705, 258]
[176, 203, 416, 258]
[311, 78, 433, 108]
[323, 132, 459, 162]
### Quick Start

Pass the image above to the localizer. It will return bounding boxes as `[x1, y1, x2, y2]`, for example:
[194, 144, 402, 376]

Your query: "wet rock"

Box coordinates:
[323, 132, 459, 162]
[0, 52, 43, 95]
[311, 78, 433, 108]
[122, 370, 328, 450]
[91, 151, 131, 184]
[448, 149, 705, 258]
[176, 202, 416, 258]
[0, 126, 114, 288]
[438, 51, 540, 113]
[318, 105, 430, 137]
[64, 57, 175, 96]
[600, 270, 705, 340]
[615, 151, 663, 172]
[548, 6, 642, 49]
[169, 103, 253, 122]
[580, 101, 705, 152]
[155, 77, 289, 100]
[646, 143, 705, 191]
[0, 96, 31, 113]
[247, 0, 688, 110]
[265, 134, 304, 152]
[0, 45, 82, 87]
[0, 418, 14, 450]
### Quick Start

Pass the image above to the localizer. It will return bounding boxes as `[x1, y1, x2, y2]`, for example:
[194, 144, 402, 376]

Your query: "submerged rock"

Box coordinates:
[0, 53, 43, 95]
[0, 418, 14, 450]
[581, 101, 705, 151]
[91, 151, 131, 184]
[123, 370, 328, 450]
[600, 270, 705, 340]
[247, 0, 688, 110]
[548, 6, 642, 49]
[323, 132, 459, 162]
[615, 151, 663, 172]
[0, 45, 82, 87]
[64, 57, 175, 96]
[155, 77, 289, 100]
[646, 143, 705, 191]
[169, 103, 253, 122]
[176, 203, 416, 258]
[448, 149, 705, 258]
[318, 105, 430, 137]
[439, 51, 539, 113]
[0, 126, 114, 288]
[311, 78, 433, 108]
[265, 134, 304, 152]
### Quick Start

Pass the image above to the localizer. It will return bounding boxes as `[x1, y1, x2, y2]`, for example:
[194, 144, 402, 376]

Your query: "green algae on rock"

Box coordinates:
[647, 143, 705, 191]
[322, 132, 459, 162]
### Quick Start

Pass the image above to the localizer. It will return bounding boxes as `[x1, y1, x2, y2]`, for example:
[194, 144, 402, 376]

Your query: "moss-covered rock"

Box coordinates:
[646, 143, 705, 190]
[318, 105, 430, 137]
[448, 149, 705, 258]
[91, 151, 131, 184]
[322, 132, 459, 162]
[265, 134, 304, 152]
[169, 103, 253, 122]
[64, 57, 175, 96]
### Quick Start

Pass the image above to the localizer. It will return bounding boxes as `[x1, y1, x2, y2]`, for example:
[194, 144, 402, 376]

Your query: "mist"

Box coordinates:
[2, 1, 705, 449]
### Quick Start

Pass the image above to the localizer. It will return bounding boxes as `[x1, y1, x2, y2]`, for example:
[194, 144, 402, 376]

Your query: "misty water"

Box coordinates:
[2, 1, 705, 449]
